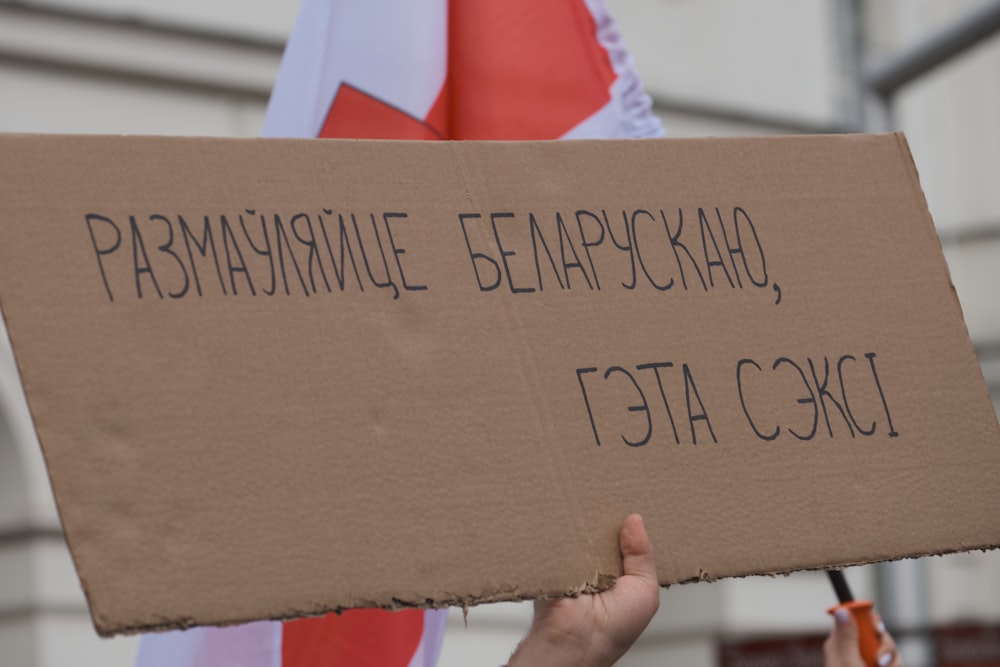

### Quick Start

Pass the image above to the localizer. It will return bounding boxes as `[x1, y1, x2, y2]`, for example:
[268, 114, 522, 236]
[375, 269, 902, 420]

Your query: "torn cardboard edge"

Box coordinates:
[99, 541, 1000, 638]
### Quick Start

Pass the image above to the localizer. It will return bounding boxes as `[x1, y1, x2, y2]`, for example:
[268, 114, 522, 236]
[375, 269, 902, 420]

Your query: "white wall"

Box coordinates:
[609, 0, 846, 130]
[1, 1, 998, 666]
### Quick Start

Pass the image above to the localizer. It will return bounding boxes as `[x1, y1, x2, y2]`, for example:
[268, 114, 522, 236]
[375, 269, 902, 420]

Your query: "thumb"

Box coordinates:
[826, 607, 862, 663]
[619, 514, 657, 584]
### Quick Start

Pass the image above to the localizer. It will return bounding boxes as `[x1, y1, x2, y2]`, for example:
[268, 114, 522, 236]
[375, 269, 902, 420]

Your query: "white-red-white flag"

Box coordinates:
[262, 0, 663, 141]
[136, 1, 660, 665]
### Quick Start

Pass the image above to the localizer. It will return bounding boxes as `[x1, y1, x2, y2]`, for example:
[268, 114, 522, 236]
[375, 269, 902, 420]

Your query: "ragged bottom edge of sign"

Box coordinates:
[92, 542, 1000, 638]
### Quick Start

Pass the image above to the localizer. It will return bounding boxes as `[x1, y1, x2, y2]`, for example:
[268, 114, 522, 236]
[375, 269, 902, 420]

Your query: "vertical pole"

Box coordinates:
[864, 0, 929, 656]
[838, 0, 923, 660]
[877, 559, 934, 667]
[833, 0, 867, 132]
[834, 0, 894, 132]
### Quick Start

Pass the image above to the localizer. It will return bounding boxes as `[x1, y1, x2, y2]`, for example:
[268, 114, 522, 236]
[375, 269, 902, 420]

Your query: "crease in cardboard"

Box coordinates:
[451, 139, 602, 598]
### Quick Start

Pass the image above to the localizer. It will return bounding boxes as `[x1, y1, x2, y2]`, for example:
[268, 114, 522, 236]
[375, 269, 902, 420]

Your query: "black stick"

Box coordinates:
[828, 570, 854, 604]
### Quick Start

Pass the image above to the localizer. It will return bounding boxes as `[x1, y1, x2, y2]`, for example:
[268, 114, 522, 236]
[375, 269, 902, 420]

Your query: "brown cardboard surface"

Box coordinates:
[0, 133, 997, 636]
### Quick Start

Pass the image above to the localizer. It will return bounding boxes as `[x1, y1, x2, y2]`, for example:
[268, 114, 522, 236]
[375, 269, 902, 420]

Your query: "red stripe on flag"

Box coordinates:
[428, 0, 617, 139]
[320, 83, 443, 140]
[282, 609, 425, 667]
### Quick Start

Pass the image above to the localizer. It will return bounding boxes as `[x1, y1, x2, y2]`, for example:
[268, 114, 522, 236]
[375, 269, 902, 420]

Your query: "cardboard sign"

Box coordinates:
[0, 134, 997, 637]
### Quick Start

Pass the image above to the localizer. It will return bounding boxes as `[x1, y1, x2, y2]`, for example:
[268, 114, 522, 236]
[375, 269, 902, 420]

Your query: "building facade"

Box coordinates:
[1, 1, 998, 665]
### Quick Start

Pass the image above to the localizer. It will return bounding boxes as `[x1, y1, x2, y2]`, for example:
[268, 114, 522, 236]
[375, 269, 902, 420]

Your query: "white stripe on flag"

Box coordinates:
[407, 609, 448, 667]
[567, 0, 664, 139]
[262, 0, 447, 138]
[134, 620, 281, 667]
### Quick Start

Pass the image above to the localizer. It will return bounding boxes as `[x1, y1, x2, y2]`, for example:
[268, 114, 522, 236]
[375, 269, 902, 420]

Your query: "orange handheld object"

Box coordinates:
[828, 600, 881, 667]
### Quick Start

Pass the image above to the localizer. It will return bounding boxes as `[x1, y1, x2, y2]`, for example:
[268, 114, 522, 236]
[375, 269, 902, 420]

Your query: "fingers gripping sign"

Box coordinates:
[507, 514, 660, 667]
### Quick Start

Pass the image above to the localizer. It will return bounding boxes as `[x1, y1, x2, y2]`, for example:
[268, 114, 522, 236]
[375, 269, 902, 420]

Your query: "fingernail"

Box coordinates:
[878, 651, 893, 667]
[877, 619, 887, 634]
[834, 608, 850, 624]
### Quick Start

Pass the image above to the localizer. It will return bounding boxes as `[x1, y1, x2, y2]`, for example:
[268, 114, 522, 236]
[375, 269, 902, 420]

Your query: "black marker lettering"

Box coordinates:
[529, 213, 564, 291]
[272, 214, 310, 297]
[574, 209, 606, 290]
[715, 207, 744, 288]
[178, 214, 227, 297]
[698, 208, 735, 289]
[148, 214, 189, 299]
[459, 213, 501, 292]
[736, 358, 779, 441]
[220, 214, 255, 296]
[382, 212, 427, 293]
[604, 366, 651, 447]
[318, 211, 364, 291]
[289, 213, 330, 294]
[866, 352, 899, 437]
[129, 215, 162, 299]
[352, 213, 398, 299]
[808, 356, 855, 438]
[576, 367, 601, 446]
[631, 209, 673, 291]
[636, 361, 680, 444]
[85, 213, 122, 302]
[661, 209, 706, 291]
[773, 357, 817, 440]
[556, 212, 593, 289]
[240, 210, 277, 296]
[605, 210, 637, 289]
[733, 207, 768, 288]
[491, 212, 534, 294]
[683, 363, 716, 444]
[837, 354, 876, 436]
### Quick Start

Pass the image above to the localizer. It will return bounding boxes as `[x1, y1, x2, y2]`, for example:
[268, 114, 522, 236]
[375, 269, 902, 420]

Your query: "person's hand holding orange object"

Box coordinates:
[824, 607, 903, 667]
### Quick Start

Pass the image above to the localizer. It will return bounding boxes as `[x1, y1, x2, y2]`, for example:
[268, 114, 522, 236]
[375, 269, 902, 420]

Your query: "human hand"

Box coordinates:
[506, 514, 660, 667]
[824, 608, 902, 667]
